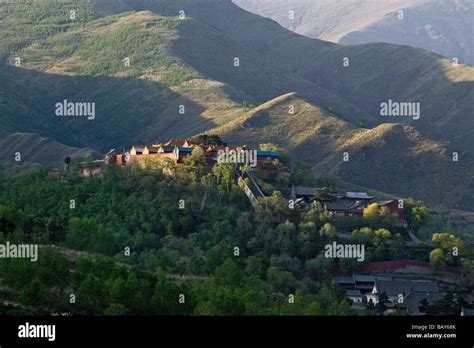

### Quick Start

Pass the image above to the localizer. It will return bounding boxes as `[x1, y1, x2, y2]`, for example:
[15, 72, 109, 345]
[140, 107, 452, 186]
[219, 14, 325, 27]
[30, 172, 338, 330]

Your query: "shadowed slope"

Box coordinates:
[215, 93, 474, 211]
[0, 132, 100, 168]
[111, 0, 473, 150]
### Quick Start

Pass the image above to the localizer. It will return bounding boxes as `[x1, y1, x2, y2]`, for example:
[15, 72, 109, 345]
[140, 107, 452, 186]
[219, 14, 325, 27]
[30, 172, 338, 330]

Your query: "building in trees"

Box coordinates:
[87, 138, 280, 175]
[334, 274, 444, 315]
[366, 279, 443, 315]
[289, 187, 405, 222]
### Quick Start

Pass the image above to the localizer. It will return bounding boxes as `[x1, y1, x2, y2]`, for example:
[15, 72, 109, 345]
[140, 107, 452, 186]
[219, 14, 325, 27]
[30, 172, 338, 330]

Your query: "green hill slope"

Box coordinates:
[103, 0, 473, 150]
[0, 3, 249, 151]
[211, 92, 359, 163]
[2, 0, 472, 151]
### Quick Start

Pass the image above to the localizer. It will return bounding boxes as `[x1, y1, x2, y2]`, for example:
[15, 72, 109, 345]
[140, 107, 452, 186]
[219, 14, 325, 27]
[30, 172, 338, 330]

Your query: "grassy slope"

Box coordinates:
[211, 92, 358, 163]
[3, 0, 472, 151]
[0, 132, 99, 168]
[0, 1, 249, 151]
[116, 0, 474, 151]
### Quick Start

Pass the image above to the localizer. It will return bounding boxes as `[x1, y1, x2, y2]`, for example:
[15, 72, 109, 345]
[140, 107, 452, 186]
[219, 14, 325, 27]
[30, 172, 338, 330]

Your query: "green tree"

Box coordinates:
[314, 187, 337, 202]
[37, 249, 70, 289]
[304, 255, 332, 280]
[319, 223, 336, 238]
[405, 198, 428, 232]
[376, 292, 389, 314]
[291, 162, 316, 186]
[187, 256, 207, 275]
[352, 227, 374, 243]
[267, 266, 296, 293]
[339, 258, 358, 275]
[374, 228, 391, 239]
[92, 225, 117, 255]
[213, 259, 244, 289]
[363, 203, 380, 219]
[430, 248, 446, 271]
[314, 176, 341, 191]
[76, 274, 105, 313]
[19, 278, 49, 307]
[106, 277, 128, 307]
[65, 217, 96, 250]
[212, 164, 234, 194]
[104, 303, 128, 315]
[191, 134, 225, 146]
[302, 201, 323, 223]
[432, 233, 466, 257]
[245, 253, 270, 279]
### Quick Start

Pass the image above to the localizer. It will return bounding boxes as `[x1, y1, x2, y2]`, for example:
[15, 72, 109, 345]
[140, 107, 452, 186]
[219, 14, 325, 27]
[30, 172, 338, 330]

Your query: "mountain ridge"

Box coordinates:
[213, 92, 474, 211]
[0, 0, 472, 211]
[233, 0, 474, 66]
[0, 132, 100, 168]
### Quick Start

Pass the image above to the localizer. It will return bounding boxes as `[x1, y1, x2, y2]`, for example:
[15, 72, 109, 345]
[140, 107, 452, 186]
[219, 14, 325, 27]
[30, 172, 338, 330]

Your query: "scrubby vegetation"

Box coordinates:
[0, 157, 471, 315]
[0, 162, 356, 315]
[0, 1, 245, 152]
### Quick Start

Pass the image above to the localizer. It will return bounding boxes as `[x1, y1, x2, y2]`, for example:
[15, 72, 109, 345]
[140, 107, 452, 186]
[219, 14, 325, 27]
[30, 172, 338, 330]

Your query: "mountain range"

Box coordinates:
[233, 0, 474, 66]
[0, 0, 472, 211]
[211, 92, 474, 211]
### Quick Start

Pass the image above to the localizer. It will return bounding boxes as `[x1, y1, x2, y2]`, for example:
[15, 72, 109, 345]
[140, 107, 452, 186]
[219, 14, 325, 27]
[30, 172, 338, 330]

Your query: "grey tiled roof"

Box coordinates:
[461, 308, 474, 316]
[325, 198, 368, 211]
[333, 276, 354, 284]
[353, 275, 375, 283]
[398, 291, 444, 315]
[293, 186, 317, 196]
[377, 200, 396, 206]
[345, 192, 374, 199]
[375, 280, 439, 297]
[346, 289, 363, 297]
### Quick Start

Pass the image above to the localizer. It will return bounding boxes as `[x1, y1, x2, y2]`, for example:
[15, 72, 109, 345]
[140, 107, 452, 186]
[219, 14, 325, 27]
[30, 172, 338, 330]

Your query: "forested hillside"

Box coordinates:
[0, 153, 472, 315]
